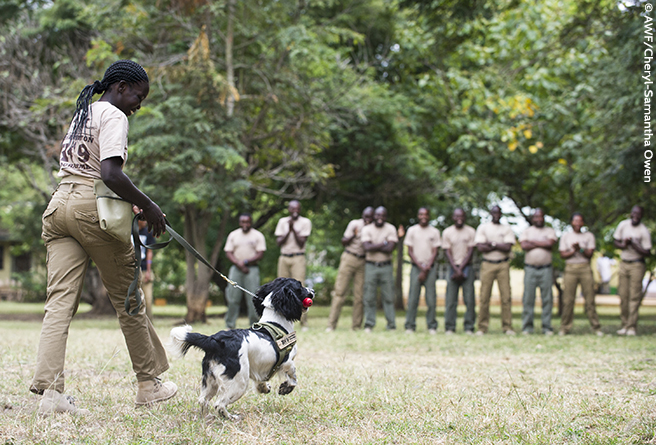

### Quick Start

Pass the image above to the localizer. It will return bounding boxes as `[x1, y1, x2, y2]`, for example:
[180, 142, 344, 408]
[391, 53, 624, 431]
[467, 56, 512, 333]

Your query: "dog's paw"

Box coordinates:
[278, 382, 295, 395]
[217, 407, 241, 422]
[256, 382, 271, 394]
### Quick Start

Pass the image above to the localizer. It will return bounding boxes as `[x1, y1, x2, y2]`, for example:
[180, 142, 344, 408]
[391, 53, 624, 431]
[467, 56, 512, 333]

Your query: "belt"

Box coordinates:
[58, 175, 95, 190]
[281, 252, 305, 257]
[622, 258, 645, 263]
[366, 260, 392, 267]
[60, 174, 95, 185]
[345, 250, 365, 259]
[526, 264, 551, 270]
[482, 258, 509, 264]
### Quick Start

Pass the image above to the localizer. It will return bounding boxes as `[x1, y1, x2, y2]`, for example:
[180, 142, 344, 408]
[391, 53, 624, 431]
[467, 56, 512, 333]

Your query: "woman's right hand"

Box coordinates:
[142, 201, 167, 237]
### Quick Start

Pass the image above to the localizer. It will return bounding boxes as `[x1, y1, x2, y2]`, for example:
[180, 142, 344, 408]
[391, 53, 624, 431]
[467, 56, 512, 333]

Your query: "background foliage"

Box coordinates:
[0, 0, 653, 319]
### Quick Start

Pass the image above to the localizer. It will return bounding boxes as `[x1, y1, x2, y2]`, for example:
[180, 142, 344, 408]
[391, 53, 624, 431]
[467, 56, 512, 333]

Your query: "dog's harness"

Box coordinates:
[252, 322, 297, 381]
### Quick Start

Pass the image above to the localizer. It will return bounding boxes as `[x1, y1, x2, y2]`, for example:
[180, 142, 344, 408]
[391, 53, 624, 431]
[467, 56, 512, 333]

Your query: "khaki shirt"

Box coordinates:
[519, 226, 557, 266]
[58, 102, 129, 178]
[361, 222, 399, 262]
[404, 224, 441, 265]
[559, 231, 595, 264]
[613, 219, 652, 261]
[475, 222, 516, 261]
[224, 228, 266, 262]
[343, 218, 367, 257]
[274, 216, 312, 254]
[441, 225, 476, 266]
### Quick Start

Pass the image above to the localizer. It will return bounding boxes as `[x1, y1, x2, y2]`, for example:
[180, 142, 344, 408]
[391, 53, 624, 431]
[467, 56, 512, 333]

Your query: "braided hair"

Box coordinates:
[70, 59, 149, 140]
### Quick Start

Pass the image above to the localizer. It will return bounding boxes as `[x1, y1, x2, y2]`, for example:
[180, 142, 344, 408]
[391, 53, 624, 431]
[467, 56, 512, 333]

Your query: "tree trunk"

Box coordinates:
[226, 0, 236, 117]
[183, 205, 230, 323]
[81, 264, 116, 316]
[184, 206, 211, 323]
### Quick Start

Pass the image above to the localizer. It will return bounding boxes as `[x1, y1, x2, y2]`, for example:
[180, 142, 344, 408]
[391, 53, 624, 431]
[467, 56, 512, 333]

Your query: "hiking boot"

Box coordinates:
[135, 378, 177, 406]
[38, 389, 89, 416]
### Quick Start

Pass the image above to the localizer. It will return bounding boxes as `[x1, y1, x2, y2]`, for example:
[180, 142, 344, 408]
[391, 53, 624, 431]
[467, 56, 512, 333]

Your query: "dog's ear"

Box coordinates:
[252, 292, 265, 318]
[252, 281, 272, 318]
[254, 277, 286, 317]
[268, 278, 305, 322]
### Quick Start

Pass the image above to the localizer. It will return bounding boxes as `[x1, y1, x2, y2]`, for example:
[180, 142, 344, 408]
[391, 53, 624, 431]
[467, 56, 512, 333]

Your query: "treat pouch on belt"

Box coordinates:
[93, 180, 133, 244]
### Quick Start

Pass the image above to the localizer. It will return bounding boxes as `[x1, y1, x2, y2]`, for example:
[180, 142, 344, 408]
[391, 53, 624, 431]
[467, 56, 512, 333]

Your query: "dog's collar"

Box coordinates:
[252, 322, 297, 381]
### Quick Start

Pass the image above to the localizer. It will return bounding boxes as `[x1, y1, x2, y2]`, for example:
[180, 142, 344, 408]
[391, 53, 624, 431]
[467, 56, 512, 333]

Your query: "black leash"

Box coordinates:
[126, 214, 256, 316]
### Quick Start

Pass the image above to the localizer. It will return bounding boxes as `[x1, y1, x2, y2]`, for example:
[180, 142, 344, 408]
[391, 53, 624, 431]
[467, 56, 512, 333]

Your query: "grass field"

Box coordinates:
[1, 302, 655, 444]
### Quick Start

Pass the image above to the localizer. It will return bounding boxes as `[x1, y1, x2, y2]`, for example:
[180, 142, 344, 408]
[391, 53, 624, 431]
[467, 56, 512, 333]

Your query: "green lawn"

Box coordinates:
[1, 302, 655, 444]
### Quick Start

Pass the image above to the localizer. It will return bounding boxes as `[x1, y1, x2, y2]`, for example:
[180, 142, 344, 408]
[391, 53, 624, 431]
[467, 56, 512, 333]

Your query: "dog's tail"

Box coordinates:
[168, 325, 196, 359]
[168, 325, 219, 359]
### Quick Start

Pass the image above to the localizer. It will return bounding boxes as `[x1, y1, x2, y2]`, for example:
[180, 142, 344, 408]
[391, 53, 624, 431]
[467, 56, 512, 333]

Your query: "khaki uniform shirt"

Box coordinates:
[475, 222, 516, 261]
[404, 224, 441, 266]
[58, 102, 129, 178]
[224, 228, 267, 262]
[361, 222, 399, 262]
[274, 216, 312, 254]
[613, 219, 652, 261]
[343, 218, 367, 257]
[442, 225, 476, 266]
[559, 231, 595, 264]
[519, 226, 557, 266]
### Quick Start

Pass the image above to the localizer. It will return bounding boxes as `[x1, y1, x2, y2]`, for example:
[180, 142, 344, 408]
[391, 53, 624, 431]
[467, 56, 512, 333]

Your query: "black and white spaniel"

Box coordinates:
[168, 277, 314, 420]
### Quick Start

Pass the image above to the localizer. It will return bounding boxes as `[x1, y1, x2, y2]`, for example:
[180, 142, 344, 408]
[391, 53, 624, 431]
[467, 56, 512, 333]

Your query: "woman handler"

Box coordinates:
[30, 60, 176, 414]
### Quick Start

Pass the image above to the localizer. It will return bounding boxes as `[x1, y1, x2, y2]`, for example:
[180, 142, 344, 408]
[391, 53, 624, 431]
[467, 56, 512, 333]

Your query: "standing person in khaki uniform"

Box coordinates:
[361, 206, 399, 332]
[558, 213, 602, 336]
[224, 213, 266, 329]
[403, 207, 441, 334]
[475, 205, 517, 335]
[519, 208, 557, 335]
[614, 205, 652, 336]
[326, 207, 374, 332]
[443, 208, 477, 334]
[31, 60, 176, 415]
[275, 200, 312, 327]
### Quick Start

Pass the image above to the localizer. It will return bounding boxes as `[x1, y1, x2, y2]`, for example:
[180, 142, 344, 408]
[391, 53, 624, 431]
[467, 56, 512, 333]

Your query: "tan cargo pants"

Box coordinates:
[30, 177, 169, 394]
[560, 263, 600, 333]
[477, 260, 513, 333]
[618, 260, 646, 330]
[327, 251, 365, 330]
